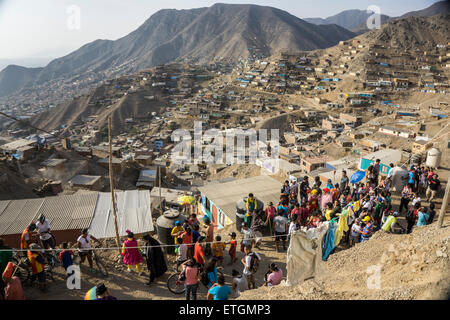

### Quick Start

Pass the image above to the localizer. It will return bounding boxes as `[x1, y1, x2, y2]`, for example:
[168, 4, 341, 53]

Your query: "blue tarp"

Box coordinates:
[350, 171, 366, 184]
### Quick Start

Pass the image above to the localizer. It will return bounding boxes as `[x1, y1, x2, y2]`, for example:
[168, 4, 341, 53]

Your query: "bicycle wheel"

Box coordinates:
[167, 273, 185, 294]
[94, 256, 108, 277]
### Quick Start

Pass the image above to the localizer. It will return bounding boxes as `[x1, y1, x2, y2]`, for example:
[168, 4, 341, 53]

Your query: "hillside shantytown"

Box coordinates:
[0, 1, 449, 302]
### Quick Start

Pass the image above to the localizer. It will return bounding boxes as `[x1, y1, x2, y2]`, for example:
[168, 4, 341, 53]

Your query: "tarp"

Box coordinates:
[286, 223, 329, 286]
[89, 190, 153, 239]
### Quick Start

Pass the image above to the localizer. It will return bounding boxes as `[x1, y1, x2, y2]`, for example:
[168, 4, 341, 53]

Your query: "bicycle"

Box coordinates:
[167, 265, 224, 295]
[73, 245, 108, 277]
[11, 250, 56, 285]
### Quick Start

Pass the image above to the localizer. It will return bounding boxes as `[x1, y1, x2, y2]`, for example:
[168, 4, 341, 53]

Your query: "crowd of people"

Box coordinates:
[0, 161, 444, 300]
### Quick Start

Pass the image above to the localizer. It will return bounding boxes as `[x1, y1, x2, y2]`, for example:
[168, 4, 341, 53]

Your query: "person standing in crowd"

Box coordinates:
[212, 235, 226, 266]
[193, 236, 206, 267]
[204, 218, 215, 257]
[264, 202, 276, 234]
[273, 210, 288, 252]
[176, 237, 188, 269]
[231, 269, 247, 298]
[280, 181, 290, 199]
[359, 216, 374, 242]
[171, 221, 184, 247]
[289, 179, 298, 196]
[408, 167, 416, 191]
[36, 215, 54, 249]
[288, 214, 301, 235]
[241, 223, 254, 251]
[180, 226, 194, 258]
[308, 189, 320, 212]
[381, 211, 404, 234]
[0, 238, 13, 299]
[77, 228, 101, 274]
[373, 159, 381, 183]
[426, 174, 440, 203]
[406, 203, 420, 234]
[205, 258, 219, 289]
[121, 230, 144, 275]
[245, 193, 258, 228]
[227, 232, 238, 265]
[192, 224, 201, 244]
[349, 219, 361, 247]
[207, 275, 232, 300]
[181, 259, 200, 300]
[241, 245, 261, 290]
[142, 233, 167, 286]
[58, 242, 74, 277]
[27, 243, 47, 292]
[341, 170, 349, 191]
[21, 223, 37, 251]
[427, 203, 436, 225]
[398, 185, 412, 214]
[299, 176, 309, 205]
[264, 263, 283, 287]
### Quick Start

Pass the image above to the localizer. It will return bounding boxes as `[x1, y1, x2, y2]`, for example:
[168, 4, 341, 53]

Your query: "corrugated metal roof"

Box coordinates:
[0, 193, 97, 236]
[89, 190, 153, 239]
[34, 193, 97, 231]
[0, 199, 45, 235]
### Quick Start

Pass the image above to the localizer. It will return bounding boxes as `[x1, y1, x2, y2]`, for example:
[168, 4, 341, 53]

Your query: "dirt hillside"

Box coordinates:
[238, 222, 450, 300]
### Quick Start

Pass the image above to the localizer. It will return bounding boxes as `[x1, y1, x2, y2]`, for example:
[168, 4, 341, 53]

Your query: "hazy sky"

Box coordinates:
[0, 0, 439, 61]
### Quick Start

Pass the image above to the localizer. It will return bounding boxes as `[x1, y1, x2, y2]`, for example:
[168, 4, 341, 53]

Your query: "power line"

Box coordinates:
[0, 111, 61, 139]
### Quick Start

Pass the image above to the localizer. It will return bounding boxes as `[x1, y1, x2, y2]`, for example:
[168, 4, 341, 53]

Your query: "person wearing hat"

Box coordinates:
[241, 223, 254, 251]
[359, 216, 374, 242]
[95, 283, 117, 300]
[227, 232, 238, 265]
[245, 193, 257, 229]
[121, 230, 144, 275]
[27, 243, 47, 292]
[20, 223, 37, 251]
[36, 214, 54, 249]
[171, 220, 184, 247]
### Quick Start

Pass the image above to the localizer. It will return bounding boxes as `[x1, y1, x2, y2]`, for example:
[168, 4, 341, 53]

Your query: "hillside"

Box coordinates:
[0, 65, 43, 97]
[238, 223, 450, 300]
[0, 3, 355, 98]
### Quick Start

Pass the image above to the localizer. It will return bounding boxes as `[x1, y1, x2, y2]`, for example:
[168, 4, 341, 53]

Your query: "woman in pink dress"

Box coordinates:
[121, 230, 144, 274]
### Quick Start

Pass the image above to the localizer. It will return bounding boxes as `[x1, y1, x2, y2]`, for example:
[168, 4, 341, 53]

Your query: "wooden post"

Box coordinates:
[158, 166, 163, 213]
[437, 180, 450, 228]
[108, 117, 121, 251]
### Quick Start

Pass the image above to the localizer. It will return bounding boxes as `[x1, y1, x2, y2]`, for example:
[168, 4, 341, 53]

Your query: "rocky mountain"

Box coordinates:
[304, 9, 390, 31]
[0, 3, 356, 98]
[304, 1, 450, 33]
[0, 65, 43, 97]
[399, 0, 450, 18]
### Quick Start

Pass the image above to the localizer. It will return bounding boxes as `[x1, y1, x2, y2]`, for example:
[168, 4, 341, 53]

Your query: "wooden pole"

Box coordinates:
[437, 179, 450, 228]
[108, 117, 121, 251]
[158, 166, 162, 213]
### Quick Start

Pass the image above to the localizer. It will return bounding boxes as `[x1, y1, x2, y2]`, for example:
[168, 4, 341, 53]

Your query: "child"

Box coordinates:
[349, 219, 361, 247]
[211, 235, 226, 266]
[188, 214, 199, 228]
[58, 242, 74, 277]
[227, 232, 237, 265]
[121, 230, 144, 275]
[176, 237, 188, 269]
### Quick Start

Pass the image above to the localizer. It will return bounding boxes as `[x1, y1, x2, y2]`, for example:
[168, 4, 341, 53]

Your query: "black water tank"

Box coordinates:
[235, 197, 264, 233]
[156, 209, 187, 254]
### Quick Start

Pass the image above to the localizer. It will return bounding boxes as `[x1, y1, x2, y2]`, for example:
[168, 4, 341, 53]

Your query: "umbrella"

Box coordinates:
[84, 286, 97, 300]
[177, 195, 195, 206]
[350, 171, 365, 184]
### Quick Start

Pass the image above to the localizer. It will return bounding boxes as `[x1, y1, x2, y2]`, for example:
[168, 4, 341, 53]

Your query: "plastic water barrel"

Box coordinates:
[426, 148, 442, 168]
[155, 209, 187, 254]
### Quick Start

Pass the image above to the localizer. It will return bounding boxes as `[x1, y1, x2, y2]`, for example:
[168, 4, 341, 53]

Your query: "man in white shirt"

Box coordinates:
[241, 223, 254, 248]
[273, 211, 288, 252]
[77, 228, 100, 274]
[176, 238, 188, 268]
[36, 215, 54, 249]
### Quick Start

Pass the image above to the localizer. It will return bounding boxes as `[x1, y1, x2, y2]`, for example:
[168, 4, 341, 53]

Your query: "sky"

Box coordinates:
[0, 0, 439, 63]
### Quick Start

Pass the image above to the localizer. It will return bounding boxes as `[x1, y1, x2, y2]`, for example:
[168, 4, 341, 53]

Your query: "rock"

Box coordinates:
[436, 250, 443, 257]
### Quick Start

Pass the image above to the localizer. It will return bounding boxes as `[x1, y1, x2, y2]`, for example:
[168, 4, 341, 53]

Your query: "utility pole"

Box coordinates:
[158, 166, 163, 214]
[108, 117, 121, 251]
[437, 179, 450, 228]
